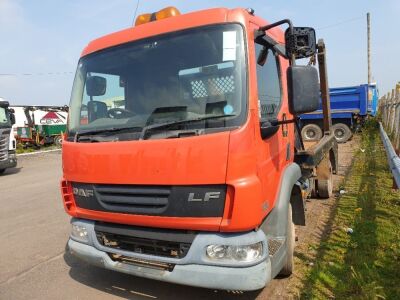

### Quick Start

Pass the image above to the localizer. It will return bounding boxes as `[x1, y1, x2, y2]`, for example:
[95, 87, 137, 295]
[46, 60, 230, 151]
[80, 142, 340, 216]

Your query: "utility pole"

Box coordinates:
[367, 12, 371, 89]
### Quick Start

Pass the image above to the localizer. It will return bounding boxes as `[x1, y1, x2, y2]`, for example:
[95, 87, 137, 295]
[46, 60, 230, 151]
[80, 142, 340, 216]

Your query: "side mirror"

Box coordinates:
[87, 101, 108, 122]
[260, 119, 279, 139]
[10, 113, 16, 125]
[86, 76, 106, 97]
[287, 65, 319, 114]
[285, 27, 316, 59]
[257, 46, 268, 66]
[0, 101, 9, 108]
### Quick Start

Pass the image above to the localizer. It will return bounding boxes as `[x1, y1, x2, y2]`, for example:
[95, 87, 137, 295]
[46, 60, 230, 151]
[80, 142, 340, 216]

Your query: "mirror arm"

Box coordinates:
[259, 19, 293, 34]
[267, 118, 305, 150]
[271, 118, 296, 126]
[254, 31, 288, 59]
[256, 19, 295, 64]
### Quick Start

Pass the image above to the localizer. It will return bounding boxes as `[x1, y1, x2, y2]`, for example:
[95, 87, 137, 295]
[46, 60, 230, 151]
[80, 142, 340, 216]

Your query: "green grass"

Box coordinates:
[16, 143, 60, 154]
[16, 145, 36, 154]
[300, 120, 400, 299]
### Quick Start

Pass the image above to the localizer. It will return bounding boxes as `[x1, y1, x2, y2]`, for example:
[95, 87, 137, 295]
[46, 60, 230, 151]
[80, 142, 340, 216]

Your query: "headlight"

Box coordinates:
[206, 242, 263, 262]
[71, 224, 89, 243]
[206, 245, 229, 259]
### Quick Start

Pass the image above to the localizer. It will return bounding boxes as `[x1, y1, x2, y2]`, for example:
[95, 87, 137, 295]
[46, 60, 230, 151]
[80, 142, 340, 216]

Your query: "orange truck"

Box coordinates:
[61, 7, 338, 291]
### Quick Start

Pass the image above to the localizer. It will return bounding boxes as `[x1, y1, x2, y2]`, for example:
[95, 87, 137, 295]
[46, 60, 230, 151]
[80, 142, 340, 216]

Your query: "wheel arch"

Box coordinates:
[290, 184, 305, 226]
[260, 163, 302, 237]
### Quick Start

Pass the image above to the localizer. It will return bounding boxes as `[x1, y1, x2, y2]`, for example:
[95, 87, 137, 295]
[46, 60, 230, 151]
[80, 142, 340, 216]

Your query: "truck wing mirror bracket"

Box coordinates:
[254, 30, 288, 59]
[256, 19, 316, 61]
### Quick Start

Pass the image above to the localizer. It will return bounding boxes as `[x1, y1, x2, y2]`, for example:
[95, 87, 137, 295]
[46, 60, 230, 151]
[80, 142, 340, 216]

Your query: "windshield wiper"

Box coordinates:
[139, 114, 236, 140]
[74, 126, 142, 142]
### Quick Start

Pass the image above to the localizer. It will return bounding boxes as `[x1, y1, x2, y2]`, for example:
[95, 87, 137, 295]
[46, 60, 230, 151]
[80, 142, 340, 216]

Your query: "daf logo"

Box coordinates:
[73, 187, 94, 198]
[188, 192, 221, 202]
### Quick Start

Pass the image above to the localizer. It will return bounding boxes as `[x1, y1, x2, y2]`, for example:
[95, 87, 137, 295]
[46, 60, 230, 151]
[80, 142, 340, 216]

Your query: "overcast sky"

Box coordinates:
[0, 0, 399, 105]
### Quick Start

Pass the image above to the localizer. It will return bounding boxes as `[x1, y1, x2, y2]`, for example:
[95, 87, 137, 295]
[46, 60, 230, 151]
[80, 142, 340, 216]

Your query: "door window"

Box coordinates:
[254, 43, 282, 120]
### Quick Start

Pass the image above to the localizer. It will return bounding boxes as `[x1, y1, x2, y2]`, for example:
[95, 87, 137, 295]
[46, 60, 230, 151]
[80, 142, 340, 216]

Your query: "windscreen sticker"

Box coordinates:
[223, 104, 234, 115]
[223, 31, 237, 61]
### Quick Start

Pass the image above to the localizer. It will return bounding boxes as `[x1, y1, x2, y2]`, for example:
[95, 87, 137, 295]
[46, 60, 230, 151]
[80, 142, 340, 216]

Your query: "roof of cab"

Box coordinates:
[81, 7, 250, 57]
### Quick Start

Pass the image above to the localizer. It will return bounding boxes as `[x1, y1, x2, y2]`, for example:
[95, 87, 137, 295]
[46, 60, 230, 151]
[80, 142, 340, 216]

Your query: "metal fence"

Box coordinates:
[379, 83, 400, 188]
[379, 83, 400, 150]
[379, 123, 400, 188]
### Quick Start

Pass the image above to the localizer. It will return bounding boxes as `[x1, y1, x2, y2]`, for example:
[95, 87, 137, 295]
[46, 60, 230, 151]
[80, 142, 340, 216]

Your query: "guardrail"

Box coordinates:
[379, 123, 400, 188]
[379, 83, 400, 150]
[379, 83, 400, 188]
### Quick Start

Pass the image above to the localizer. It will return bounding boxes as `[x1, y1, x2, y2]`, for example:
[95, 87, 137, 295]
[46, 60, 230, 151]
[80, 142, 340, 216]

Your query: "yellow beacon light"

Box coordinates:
[135, 7, 181, 26]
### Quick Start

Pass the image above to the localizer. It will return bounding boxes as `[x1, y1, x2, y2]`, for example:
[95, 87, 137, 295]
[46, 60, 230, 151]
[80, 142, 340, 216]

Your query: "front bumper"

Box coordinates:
[0, 151, 17, 170]
[67, 219, 272, 291]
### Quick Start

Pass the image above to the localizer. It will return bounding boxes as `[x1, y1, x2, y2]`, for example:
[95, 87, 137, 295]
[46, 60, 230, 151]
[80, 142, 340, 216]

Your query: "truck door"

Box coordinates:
[253, 37, 292, 213]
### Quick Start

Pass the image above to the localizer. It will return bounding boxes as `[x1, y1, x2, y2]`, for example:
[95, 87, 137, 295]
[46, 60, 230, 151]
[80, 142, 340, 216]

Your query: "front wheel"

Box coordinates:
[279, 204, 295, 276]
[0, 169, 5, 175]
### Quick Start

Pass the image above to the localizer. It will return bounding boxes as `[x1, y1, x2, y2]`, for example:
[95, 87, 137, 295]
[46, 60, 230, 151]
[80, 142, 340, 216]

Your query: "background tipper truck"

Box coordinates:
[61, 6, 338, 291]
[300, 83, 379, 143]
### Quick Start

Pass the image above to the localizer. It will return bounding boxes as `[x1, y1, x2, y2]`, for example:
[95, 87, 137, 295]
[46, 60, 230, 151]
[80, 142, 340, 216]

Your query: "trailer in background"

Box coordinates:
[11, 105, 68, 148]
[300, 84, 376, 143]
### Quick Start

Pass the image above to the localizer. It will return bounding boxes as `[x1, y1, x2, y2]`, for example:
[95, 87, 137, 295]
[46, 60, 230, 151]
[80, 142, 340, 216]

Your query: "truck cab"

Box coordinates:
[0, 99, 17, 174]
[62, 7, 333, 291]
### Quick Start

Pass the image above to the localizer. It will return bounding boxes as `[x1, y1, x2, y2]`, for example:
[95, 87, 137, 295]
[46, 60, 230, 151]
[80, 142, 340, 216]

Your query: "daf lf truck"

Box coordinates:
[61, 7, 337, 291]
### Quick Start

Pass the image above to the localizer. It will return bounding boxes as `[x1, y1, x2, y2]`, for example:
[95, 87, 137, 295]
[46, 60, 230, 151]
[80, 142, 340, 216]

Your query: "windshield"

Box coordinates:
[0, 107, 11, 128]
[68, 24, 247, 140]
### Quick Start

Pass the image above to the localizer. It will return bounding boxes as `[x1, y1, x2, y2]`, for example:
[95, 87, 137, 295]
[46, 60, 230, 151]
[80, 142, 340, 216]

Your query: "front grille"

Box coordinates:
[96, 231, 191, 259]
[108, 253, 175, 271]
[72, 183, 227, 217]
[0, 130, 10, 161]
[95, 185, 171, 215]
[95, 222, 195, 259]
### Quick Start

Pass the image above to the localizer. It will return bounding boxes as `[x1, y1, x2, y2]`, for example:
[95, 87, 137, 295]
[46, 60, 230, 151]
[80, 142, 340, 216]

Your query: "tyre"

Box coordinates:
[332, 123, 352, 143]
[310, 179, 318, 198]
[0, 169, 5, 175]
[317, 158, 333, 198]
[318, 179, 333, 198]
[54, 135, 63, 147]
[301, 124, 322, 141]
[279, 204, 295, 276]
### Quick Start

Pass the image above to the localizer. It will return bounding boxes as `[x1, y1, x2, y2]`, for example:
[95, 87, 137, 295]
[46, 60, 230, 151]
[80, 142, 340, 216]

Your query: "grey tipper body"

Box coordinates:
[0, 128, 17, 171]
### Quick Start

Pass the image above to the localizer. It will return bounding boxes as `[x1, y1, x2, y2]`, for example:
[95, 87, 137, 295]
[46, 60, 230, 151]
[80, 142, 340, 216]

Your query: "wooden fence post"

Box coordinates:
[395, 83, 400, 150]
[390, 88, 399, 133]
[381, 94, 388, 127]
[390, 89, 395, 130]
[378, 83, 400, 151]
